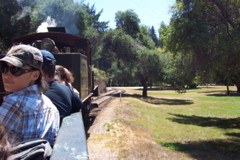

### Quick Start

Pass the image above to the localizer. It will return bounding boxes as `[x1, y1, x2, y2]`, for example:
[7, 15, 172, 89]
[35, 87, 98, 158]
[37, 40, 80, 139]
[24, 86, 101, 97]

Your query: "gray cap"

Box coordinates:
[0, 44, 43, 69]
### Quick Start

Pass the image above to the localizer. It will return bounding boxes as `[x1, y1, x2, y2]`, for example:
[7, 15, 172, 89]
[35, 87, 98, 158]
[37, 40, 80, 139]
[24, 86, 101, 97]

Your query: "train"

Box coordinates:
[0, 27, 98, 159]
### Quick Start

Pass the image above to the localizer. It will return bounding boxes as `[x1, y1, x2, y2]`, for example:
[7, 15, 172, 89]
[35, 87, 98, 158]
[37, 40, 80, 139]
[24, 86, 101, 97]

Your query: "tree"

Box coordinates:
[163, 52, 196, 89]
[37, 1, 109, 36]
[37, 0, 84, 35]
[162, 0, 240, 92]
[115, 10, 140, 39]
[83, 4, 109, 33]
[137, 26, 155, 50]
[158, 22, 168, 48]
[99, 28, 164, 97]
[94, 29, 139, 87]
[0, 0, 43, 50]
[97, 29, 137, 72]
[149, 26, 160, 47]
[109, 60, 138, 86]
[134, 48, 164, 97]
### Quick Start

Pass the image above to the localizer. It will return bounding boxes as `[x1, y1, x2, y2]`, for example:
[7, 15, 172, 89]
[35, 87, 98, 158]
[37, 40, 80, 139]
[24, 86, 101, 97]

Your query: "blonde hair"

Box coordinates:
[55, 65, 74, 83]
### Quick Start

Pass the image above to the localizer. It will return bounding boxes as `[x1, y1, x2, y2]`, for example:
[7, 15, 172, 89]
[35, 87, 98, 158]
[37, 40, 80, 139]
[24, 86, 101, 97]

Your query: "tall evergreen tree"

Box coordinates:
[83, 4, 109, 33]
[149, 26, 160, 47]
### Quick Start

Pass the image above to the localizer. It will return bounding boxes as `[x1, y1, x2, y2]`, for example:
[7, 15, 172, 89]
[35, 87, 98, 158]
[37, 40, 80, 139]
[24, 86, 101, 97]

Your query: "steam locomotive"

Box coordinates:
[1, 27, 98, 159]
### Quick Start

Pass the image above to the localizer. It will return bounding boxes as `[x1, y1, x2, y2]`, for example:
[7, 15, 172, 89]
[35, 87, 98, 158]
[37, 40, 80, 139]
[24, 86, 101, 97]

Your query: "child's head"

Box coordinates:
[0, 44, 44, 92]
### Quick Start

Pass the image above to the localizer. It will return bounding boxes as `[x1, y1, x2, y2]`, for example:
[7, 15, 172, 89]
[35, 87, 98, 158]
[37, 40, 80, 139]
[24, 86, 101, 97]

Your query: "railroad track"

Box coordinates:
[84, 88, 125, 132]
[88, 88, 125, 118]
[92, 87, 125, 105]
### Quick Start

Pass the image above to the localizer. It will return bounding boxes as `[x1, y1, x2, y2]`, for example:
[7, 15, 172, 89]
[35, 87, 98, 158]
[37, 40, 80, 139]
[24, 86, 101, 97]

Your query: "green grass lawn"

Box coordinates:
[122, 86, 240, 159]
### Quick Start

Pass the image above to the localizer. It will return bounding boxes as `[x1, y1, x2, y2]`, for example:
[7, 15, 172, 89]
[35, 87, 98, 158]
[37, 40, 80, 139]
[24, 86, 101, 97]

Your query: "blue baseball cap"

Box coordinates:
[40, 50, 56, 67]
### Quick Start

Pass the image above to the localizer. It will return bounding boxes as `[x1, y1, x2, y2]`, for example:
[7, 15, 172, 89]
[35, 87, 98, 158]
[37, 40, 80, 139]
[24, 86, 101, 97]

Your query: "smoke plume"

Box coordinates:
[37, 16, 57, 33]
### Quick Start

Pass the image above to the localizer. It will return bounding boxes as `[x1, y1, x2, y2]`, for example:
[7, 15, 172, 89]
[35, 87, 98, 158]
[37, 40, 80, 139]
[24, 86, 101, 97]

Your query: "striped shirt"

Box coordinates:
[0, 84, 60, 145]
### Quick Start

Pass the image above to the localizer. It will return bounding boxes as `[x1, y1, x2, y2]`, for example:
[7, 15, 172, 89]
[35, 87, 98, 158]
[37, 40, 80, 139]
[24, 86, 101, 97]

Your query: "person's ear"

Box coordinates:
[32, 70, 40, 81]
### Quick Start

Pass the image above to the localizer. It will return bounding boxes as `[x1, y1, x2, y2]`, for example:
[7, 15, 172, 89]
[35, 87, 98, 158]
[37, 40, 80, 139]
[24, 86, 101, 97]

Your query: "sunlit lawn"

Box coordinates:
[122, 86, 240, 159]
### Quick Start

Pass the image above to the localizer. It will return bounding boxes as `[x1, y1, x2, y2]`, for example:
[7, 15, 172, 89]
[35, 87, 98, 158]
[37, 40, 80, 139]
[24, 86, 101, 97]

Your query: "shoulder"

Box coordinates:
[2, 87, 41, 111]
[49, 81, 71, 91]
[4, 84, 39, 99]
[42, 95, 59, 111]
[46, 81, 71, 96]
[42, 94, 54, 104]
[0, 98, 22, 119]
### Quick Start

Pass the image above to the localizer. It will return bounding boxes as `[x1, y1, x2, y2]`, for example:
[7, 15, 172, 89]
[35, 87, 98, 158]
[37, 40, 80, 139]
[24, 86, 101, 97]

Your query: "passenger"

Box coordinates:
[55, 65, 80, 96]
[0, 44, 60, 146]
[41, 50, 82, 124]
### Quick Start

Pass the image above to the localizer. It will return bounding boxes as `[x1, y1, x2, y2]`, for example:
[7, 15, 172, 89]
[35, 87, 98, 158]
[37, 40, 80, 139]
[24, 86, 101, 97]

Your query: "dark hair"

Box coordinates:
[0, 124, 11, 159]
[42, 65, 55, 78]
[34, 70, 49, 93]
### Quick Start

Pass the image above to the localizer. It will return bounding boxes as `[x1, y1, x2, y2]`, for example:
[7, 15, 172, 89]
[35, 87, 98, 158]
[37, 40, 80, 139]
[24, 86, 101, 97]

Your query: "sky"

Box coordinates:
[83, 0, 175, 31]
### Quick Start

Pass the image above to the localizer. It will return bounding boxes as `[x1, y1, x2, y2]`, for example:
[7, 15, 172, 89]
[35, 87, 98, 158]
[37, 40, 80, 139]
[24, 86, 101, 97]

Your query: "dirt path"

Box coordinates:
[87, 88, 179, 160]
[87, 100, 119, 159]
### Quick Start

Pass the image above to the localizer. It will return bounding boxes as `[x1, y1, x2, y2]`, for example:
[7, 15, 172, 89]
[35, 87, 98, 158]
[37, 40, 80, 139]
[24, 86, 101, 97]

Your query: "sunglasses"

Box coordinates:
[0, 65, 35, 76]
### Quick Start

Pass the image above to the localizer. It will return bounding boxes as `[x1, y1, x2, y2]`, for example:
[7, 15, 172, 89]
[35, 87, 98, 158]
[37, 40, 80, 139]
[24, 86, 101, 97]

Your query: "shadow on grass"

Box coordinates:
[118, 93, 193, 105]
[157, 138, 240, 160]
[206, 92, 240, 97]
[161, 114, 240, 159]
[167, 113, 240, 129]
[133, 87, 201, 91]
[198, 90, 228, 94]
[226, 132, 240, 138]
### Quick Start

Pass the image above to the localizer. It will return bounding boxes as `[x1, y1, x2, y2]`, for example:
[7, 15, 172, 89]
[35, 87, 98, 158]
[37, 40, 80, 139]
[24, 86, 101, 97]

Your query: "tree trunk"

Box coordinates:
[141, 80, 148, 97]
[235, 83, 240, 93]
[226, 85, 230, 94]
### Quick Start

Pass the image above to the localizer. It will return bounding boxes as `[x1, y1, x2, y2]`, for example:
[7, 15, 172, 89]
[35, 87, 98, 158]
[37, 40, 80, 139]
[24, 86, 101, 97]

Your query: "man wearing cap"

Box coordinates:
[0, 44, 60, 145]
[41, 50, 82, 124]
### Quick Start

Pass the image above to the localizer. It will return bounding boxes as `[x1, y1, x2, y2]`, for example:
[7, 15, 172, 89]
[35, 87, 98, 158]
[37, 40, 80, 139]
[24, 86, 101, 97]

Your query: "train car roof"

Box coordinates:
[14, 32, 91, 49]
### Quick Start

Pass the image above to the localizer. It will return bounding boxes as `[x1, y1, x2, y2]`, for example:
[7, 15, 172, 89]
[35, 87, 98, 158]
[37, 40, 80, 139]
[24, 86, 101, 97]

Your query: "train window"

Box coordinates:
[64, 47, 71, 53]
[78, 49, 85, 54]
